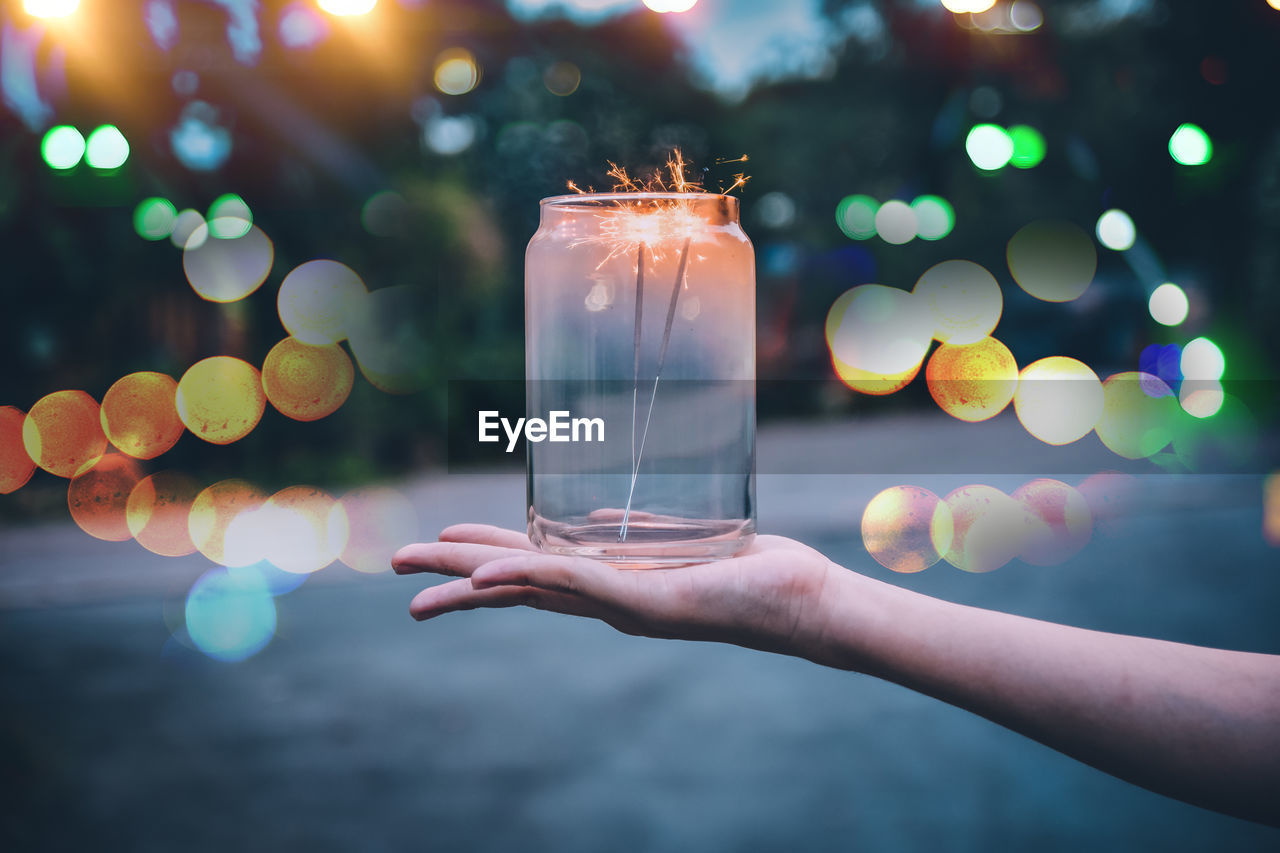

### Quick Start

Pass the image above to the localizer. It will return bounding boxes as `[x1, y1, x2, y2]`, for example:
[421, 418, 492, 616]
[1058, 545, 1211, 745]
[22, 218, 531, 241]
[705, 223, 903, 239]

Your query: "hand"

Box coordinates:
[393, 525, 842, 661]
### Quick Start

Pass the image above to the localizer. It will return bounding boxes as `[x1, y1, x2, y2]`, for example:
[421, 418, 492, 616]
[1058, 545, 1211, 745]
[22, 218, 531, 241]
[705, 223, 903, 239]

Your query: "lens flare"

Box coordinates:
[176, 357, 266, 445]
[1094, 372, 1176, 459]
[24, 0, 80, 18]
[262, 336, 355, 421]
[925, 336, 1018, 422]
[127, 471, 201, 556]
[829, 284, 934, 376]
[434, 48, 480, 96]
[1013, 357, 1104, 445]
[133, 197, 178, 241]
[23, 390, 108, 478]
[0, 406, 36, 494]
[1180, 336, 1225, 381]
[41, 125, 85, 170]
[911, 195, 955, 241]
[1148, 282, 1189, 326]
[278, 259, 368, 345]
[100, 371, 184, 460]
[85, 125, 129, 169]
[336, 487, 420, 573]
[189, 479, 268, 566]
[965, 124, 1014, 171]
[1012, 478, 1092, 566]
[260, 486, 349, 574]
[67, 453, 144, 542]
[1168, 123, 1212, 166]
[861, 485, 955, 573]
[874, 200, 917, 245]
[835, 195, 878, 240]
[183, 223, 273, 303]
[1006, 220, 1097, 303]
[185, 567, 277, 663]
[346, 285, 432, 394]
[1095, 209, 1136, 251]
[913, 260, 1003, 345]
[942, 484, 1031, 573]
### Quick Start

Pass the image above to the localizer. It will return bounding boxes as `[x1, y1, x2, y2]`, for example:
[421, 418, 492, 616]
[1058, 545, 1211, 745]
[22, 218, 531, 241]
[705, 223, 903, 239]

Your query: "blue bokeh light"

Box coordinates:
[185, 567, 278, 662]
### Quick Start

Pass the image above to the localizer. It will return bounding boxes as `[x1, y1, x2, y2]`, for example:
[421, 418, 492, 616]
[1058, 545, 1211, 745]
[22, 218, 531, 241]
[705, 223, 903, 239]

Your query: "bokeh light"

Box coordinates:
[185, 567, 277, 662]
[1180, 336, 1225, 380]
[127, 471, 201, 556]
[755, 191, 797, 230]
[544, 61, 582, 95]
[910, 195, 955, 241]
[874, 200, 917, 245]
[0, 406, 37, 494]
[1013, 357, 1105, 445]
[1009, 1, 1043, 31]
[100, 371, 185, 460]
[260, 486, 349, 574]
[67, 453, 144, 542]
[1178, 379, 1224, 419]
[1094, 372, 1176, 459]
[1263, 473, 1280, 548]
[182, 223, 274, 302]
[1139, 342, 1183, 389]
[24, 0, 80, 18]
[925, 336, 1018, 422]
[206, 193, 253, 239]
[1012, 478, 1092, 566]
[832, 354, 921, 396]
[170, 209, 207, 249]
[1168, 123, 1212, 166]
[189, 479, 268, 567]
[644, 0, 699, 11]
[362, 191, 410, 237]
[346, 285, 433, 393]
[1006, 220, 1097, 302]
[912, 260, 1003, 345]
[942, 484, 1029, 573]
[133, 198, 178, 241]
[1077, 471, 1137, 538]
[835, 194, 877, 240]
[942, 1, 997, 14]
[318, 0, 377, 14]
[965, 124, 1014, 171]
[278, 259, 368, 345]
[1148, 282, 1189, 326]
[175, 357, 267, 445]
[40, 125, 85, 170]
[22, 390, 108, 478]
[434, 48, 481, 96]
[336, 487, 420, 573]
[1007, 125, 1046, 169]
[84, 125, 129, 169]
[262, 336, 355, 421]
[861, 485, 954, 573]
[1095, 209, 1136, 251]
[829, 284, 934, 376]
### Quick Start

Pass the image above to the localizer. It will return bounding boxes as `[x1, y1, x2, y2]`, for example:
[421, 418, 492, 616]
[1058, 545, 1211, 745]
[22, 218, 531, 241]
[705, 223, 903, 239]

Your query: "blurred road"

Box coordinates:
[2, 413, 1277, 851]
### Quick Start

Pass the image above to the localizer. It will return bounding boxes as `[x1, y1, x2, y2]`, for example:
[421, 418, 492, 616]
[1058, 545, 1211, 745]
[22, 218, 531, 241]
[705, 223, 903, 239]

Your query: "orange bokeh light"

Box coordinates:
[1012, 478, 1093, 566]
[22, 390, 109, 478]
[67, 453, 145, 541]
[0, 406, 37, 493]
[127, 471, 201, 556]
[100, 371, 185, 459]
[925, 336, 1018, 422]
[176, 356, 267, 445]
[188, 479, 269, 566]
[337, 486, 419, 573]
[262, 485, 348, 574]
[262, 337, 355, 422]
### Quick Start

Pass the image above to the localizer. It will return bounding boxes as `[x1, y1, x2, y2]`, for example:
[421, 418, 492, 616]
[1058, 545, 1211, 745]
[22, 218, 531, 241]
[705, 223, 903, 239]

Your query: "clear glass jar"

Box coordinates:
[525, 192, 756, 565]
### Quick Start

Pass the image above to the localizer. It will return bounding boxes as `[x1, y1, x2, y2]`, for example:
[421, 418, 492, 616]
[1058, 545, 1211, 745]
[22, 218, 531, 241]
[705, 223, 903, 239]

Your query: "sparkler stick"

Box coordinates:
[619, 234, 692, 542]
[630, 243, 646, 479]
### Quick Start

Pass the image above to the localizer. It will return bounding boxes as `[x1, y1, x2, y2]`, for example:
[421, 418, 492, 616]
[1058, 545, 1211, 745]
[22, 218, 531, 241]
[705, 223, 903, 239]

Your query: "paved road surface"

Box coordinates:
[2, 414, 1277, 851]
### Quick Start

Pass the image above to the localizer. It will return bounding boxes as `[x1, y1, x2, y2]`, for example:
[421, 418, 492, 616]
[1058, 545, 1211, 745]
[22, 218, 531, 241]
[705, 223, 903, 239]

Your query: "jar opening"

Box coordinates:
[539, 192, 739, 224]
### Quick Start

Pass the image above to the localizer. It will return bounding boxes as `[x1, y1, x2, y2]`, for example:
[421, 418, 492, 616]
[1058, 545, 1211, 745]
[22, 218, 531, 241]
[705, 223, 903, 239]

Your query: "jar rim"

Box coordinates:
[540, 192, 740, 206]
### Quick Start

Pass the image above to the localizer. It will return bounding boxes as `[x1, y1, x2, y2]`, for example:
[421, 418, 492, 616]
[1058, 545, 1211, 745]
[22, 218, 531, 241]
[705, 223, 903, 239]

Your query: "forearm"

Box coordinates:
[806, 566, 1280, 826]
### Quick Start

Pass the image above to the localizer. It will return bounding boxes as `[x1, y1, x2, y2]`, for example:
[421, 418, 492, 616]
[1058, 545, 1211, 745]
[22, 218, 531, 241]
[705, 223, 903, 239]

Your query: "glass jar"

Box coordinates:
[525, 192, 756, 565]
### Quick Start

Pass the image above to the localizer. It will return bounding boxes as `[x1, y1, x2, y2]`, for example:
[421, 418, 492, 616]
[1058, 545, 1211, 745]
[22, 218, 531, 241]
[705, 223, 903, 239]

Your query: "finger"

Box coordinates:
[392, 542, 530, 577]
[470, 554, 635, 603]
[409, 577, 609, 621]
[438, 524, 537, 552]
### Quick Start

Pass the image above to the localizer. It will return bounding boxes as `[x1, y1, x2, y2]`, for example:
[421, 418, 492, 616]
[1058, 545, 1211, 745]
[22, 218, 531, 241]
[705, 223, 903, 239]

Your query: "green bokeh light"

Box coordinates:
[41, 125, 85, 170]
[1168, 123, 1212, 166]
[207, 193, 253, 238]
[85, 125, 130, 169]
[133, 197, 178, 241]
[910, 195, 955, 240]
[836, 194, 878, 240]
[1008, 125, 1046, 169]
